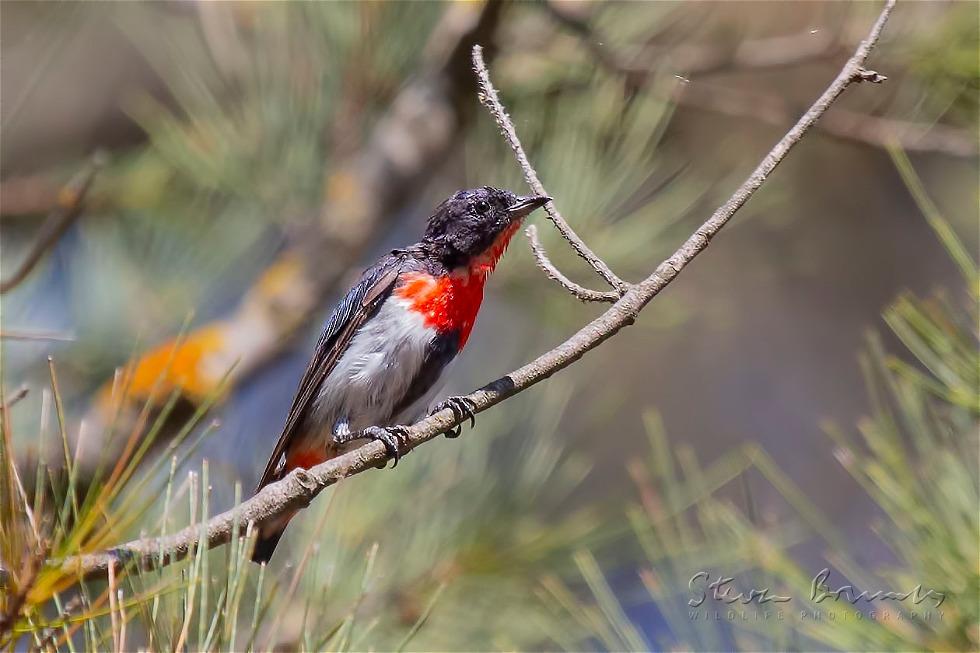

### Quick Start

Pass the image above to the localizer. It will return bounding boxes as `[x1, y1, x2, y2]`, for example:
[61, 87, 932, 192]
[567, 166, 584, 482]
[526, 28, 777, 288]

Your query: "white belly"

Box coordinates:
[309, 297, 439, 437]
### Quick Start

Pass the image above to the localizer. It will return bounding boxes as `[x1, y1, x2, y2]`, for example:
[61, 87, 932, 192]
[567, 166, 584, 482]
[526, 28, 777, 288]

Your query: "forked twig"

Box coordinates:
[526, 225, 619, 303]
[472, 45, 630, 295]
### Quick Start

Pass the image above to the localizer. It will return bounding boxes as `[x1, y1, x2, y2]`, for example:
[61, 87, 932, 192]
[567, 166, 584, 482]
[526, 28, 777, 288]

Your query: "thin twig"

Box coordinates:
[57, 0, 896, 579]
[525, 225, 618, 303]
[0, 383, 42, 549]
[472, 45, 630, 294]
[0, 152, 106, 294]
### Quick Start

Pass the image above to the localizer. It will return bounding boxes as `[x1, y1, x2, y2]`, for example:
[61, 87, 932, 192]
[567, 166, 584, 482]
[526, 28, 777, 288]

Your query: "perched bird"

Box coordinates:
[251, 187, 549, 562]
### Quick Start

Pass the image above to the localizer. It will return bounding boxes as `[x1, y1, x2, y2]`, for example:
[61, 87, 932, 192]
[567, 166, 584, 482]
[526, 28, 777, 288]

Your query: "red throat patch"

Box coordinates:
[397, 222, 521, 348]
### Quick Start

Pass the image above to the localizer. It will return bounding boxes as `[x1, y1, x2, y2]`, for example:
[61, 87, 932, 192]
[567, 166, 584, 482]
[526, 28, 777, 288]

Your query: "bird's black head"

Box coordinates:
[422, 186, 550, 267]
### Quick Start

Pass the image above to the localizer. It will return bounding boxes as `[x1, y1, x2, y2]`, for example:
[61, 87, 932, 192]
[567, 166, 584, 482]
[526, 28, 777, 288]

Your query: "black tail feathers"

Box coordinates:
[250, 527, 285, 564]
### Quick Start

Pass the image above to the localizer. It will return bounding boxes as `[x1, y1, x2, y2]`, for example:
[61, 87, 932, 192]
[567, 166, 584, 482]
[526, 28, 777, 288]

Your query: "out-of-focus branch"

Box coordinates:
[525, 226, 618, 303]
[0, 153, 105, 294]
[473, 47, 629, 294]
[61, 0, 897, 578]
[76, 3, 504, 471]
[545, 2, 844, 80]
[0, 175, 65, 218]
[675, 79, 977, 158]
[0, 330, 75, 342]
[0, 387, 29, 414]
[549, 2, 976, 159]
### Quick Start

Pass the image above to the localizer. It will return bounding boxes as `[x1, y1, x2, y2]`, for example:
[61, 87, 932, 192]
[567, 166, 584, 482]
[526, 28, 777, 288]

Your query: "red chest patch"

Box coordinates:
[395, 222, 520, 348]
[396, 272, 486, 347]
[285, 448, 328, 471]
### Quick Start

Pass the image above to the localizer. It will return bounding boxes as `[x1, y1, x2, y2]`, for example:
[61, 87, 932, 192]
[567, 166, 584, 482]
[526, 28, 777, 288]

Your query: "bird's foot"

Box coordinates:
[428, 396, 477, 439]
[360, 425, 411, 467]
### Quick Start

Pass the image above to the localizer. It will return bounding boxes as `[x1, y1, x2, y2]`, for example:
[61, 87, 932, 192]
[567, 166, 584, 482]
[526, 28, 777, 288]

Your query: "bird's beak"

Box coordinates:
[507, 195, 551, 219]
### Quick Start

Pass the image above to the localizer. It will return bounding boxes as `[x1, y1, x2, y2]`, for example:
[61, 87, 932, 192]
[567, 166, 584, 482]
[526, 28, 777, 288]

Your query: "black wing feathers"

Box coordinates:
[255, 254, 402, 490]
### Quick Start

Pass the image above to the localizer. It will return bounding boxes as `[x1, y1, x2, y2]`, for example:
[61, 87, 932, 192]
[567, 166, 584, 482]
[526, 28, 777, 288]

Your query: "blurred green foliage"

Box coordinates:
[547, 155, 978, 652]
[905, 2, 979, 125]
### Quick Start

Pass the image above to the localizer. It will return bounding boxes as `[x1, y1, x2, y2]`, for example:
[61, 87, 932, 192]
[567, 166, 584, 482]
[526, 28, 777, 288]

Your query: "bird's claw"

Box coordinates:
[361, 425, 410, 467]
[429, 396, 477, 439]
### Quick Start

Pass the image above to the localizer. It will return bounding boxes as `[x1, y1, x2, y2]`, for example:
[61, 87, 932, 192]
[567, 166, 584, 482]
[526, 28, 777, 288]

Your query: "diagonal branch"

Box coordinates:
[0, 386, 29, 414]
[1, 152, 105, 294]
[472, 45, 630, 295]
[57, 0, 896, 579]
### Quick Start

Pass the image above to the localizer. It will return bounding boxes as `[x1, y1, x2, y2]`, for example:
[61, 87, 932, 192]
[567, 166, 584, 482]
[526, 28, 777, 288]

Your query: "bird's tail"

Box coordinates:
[250, 446, 331, 563]
[250, 460, 297, 563]
[251, 519, 289, 564]
[250, 486, 301, 563]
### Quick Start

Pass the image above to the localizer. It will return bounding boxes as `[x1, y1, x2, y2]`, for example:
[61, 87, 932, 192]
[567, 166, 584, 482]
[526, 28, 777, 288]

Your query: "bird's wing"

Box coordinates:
[256, 255, 402, 491]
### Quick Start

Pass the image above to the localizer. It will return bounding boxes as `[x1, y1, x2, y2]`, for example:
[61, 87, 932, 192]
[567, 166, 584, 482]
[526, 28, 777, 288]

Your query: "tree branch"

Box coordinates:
[59, 0, 896, 579]
[0, 152, 105, 294]
[472, 46, 630, 295]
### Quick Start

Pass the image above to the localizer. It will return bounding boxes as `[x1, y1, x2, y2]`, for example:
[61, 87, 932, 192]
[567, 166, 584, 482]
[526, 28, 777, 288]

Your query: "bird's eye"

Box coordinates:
[475, 200, 491, 214]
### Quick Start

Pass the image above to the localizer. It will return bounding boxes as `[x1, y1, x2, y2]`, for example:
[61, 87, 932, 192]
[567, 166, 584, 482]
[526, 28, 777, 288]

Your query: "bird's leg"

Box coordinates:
[428, 396, 477, 439]
[331, 418, 409, 467]
[330, 417, 353, 444]
[360, 425, 411, 466]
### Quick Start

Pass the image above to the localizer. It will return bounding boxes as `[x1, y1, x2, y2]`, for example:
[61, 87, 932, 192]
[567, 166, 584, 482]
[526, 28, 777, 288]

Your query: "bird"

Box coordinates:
[250, 186, 550, 562]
